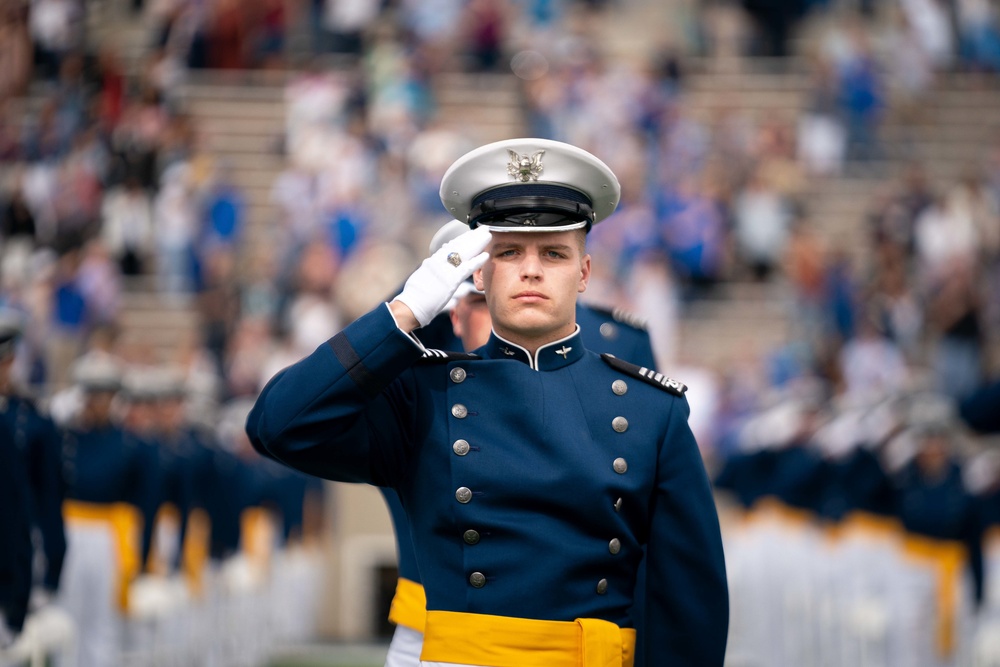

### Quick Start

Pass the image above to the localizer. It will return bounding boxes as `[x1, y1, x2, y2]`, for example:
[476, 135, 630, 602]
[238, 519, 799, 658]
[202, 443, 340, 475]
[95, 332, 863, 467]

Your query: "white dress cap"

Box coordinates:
[439, 138, 621, 232]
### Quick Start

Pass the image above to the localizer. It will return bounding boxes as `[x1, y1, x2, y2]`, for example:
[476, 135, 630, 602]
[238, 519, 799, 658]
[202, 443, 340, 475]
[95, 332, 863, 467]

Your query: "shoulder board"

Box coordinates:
[611, 307, 648, 331]
[416, 349, 481, 364]
[600, 354, 687, 397]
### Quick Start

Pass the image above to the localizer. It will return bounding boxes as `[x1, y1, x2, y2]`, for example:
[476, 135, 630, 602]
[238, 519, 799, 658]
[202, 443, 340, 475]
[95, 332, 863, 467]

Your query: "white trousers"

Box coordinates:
[385, 625, 422, 667]
[57, 524, 122, 667]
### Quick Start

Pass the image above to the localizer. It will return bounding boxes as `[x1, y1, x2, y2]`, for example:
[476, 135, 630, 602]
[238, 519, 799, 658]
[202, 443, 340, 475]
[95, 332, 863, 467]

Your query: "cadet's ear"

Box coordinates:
[578, 254, 591, 293]
[473, 268, 485, 291]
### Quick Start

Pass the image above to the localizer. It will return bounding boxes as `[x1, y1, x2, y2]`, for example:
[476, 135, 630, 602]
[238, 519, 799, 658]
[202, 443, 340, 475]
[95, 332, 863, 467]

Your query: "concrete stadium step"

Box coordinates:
[432, 71, 525, 143]
[117, 288, 201, 363]
[181, 99, 287, 120]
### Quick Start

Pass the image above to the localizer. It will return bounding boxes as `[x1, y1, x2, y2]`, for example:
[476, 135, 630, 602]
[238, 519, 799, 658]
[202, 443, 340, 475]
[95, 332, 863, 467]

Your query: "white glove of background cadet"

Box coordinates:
[392, 226, 492, 327]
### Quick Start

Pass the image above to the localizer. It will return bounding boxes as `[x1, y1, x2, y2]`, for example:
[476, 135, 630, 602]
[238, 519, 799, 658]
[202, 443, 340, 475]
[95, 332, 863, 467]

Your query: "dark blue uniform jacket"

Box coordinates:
[247, 304, 728, 664]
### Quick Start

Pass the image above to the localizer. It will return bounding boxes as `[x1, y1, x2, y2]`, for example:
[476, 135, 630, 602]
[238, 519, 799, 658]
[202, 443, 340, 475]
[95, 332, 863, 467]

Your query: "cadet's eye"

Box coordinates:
[545, 250, 567, 259]
[496, 249, 517, 257]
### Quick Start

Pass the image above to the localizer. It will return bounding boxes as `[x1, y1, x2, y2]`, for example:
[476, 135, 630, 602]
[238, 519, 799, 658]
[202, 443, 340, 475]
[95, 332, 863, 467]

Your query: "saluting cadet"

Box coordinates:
[383, 220, 663, 666]
[0, 309, 67, 602]
[248, 138, 728, 666]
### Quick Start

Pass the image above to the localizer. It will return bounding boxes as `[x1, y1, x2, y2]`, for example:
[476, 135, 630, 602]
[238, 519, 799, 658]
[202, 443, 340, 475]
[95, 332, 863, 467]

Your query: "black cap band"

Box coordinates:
[468, 184, 595, 231]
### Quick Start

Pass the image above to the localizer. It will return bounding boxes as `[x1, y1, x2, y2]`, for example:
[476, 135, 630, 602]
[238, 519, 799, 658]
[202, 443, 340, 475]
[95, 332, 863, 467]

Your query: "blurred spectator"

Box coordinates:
[202, 160, 246, 252]
[76, 239, 122, 328]
[207, 0, 249, 70]
[0, 1, 32, 99]
[838, 312, 908, 399]
[913, 192, 978, 284]
[957, 0, 1000, 72]
[949, 165, 1000, 267]
[94, 48, 127, 128]
[880, 5, 935, 125]
[320, 0, 381, 56]
[657, 174, 729, 292]
[255, 0, 287, 69]
[899, 0, 955, 70]
[284, 239, 341, 354]
[1, 180, 37, 247]
[925, 260, 986, 401]
[100, 175, 155, 277]
[869, 162, 935, 255]
[783, 211, 828, 350]
[28, 0, 84, 80]
[154, 161, 198, 295]
[196, 248, 238, 374]
[866, 242, 923, 360]
[461, 0, 509, 71]
[732, 169, 793, 280]
[698, 0, 753, 60]
[47, 248, 89, 389]
[835, 24, 884, 164]
[798, 57, 846, 176]
[740, 0, 806, 57]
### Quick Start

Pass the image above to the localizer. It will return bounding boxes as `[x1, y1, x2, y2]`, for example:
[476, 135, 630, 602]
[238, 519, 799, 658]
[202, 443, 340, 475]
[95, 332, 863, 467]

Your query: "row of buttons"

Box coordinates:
[450, 371, 631, 596]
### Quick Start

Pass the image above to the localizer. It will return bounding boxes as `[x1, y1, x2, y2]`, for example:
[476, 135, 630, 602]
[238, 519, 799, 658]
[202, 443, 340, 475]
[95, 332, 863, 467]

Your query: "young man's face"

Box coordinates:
[474, 230, 590, 349]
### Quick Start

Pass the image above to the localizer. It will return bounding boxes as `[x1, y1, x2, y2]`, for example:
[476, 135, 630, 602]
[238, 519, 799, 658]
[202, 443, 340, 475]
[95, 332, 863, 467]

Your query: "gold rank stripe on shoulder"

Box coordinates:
[611, 307, 648, 331]
[600, 354, 686, 397]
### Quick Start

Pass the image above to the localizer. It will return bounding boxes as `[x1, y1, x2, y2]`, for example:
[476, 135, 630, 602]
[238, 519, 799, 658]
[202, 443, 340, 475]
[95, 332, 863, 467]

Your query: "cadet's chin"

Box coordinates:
[500, 309, 564, 339]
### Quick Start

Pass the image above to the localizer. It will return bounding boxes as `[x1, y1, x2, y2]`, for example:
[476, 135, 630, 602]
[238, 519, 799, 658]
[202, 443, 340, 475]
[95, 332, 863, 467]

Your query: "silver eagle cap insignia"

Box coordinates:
[507, 149, 545, 182]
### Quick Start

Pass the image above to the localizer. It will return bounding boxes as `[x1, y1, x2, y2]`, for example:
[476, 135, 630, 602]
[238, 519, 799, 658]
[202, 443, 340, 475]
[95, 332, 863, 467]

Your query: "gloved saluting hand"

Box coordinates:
[392, 226, 492, 328]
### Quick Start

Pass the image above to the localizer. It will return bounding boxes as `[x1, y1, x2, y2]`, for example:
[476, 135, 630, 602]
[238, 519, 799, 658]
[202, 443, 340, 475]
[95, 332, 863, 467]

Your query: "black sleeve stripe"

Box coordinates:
[603, 354, 686, 397]
[329, 333, 384, 399]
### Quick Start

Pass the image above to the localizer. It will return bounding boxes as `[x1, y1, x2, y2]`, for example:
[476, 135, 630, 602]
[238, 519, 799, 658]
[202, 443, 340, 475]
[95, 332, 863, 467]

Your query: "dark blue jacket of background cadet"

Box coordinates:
[247, 303, 729, 665]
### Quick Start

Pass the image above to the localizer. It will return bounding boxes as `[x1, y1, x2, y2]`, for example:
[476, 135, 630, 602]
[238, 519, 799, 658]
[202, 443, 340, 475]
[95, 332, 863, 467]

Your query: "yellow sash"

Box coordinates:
[240, 506, 276, 570]
[421, 610, 636, 667]
[63, 500, 142, 611]
[388, 577, 427, 633]
[901, 534, 967, 659]
[182, 508, 211, 597]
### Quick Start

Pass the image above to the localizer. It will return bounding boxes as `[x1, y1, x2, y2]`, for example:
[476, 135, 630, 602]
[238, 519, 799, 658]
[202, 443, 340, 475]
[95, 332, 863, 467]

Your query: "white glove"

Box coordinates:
[392, 226, 491, 327]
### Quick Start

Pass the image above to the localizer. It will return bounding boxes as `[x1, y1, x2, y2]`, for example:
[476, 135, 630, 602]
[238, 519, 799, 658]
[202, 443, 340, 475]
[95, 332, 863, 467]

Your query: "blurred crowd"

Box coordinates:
[2, 0, 1000, 663]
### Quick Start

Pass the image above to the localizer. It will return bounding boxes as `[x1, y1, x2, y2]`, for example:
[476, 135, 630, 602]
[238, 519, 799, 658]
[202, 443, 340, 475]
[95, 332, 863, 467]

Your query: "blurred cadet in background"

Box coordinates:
[0, 416, 32, 650]
[0, 308, 67, 608]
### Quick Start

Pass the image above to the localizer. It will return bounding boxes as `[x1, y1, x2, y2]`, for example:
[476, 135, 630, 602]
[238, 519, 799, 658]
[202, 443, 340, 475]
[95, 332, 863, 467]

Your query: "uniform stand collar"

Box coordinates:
[482, 326, 585, 371]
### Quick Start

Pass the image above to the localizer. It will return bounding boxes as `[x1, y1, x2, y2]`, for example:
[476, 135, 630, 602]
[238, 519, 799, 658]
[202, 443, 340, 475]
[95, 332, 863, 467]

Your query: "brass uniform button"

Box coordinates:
[455, 487, 473, 504]
[609, 538, 621, 555]
[453, 439, 471, 456]
[469, 572, 486, 588]
[612, 380, 627, 396]
[613, 458, 628, 474]
[614, 497, 623, 512]
[463, 530, 481, 545]
[612, 416, 628, 433]
[451, 404, 468, 419]
[450, 367, 467, 383]
[596, 579, 608, 595]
